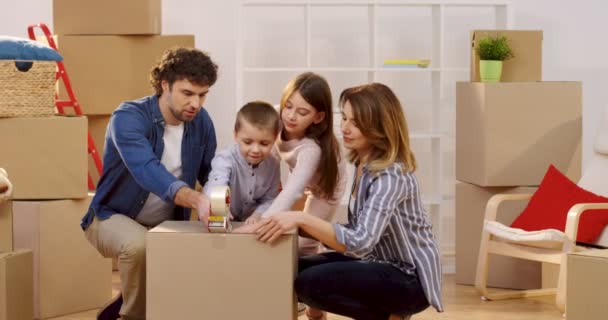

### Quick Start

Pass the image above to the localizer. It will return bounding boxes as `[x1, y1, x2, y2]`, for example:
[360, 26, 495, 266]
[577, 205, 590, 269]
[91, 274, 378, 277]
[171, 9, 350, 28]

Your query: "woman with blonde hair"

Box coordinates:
[255, 83, 443, 320]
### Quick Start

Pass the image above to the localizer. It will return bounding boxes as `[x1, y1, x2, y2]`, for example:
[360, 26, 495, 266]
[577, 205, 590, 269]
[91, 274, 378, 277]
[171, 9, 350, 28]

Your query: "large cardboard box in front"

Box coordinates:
[147, 221, 298, 320]
[56, 35, 195, 115]
[0, 116, 88, 199]
[455, 182, 541, 288]
[12, 195, 112, 319]
[456, 82, 581, 187]
[0, 250, 33, 320]
[471, 30, 543, 82]
[566, 250, 608, 320]
[53, 0, 161, 35]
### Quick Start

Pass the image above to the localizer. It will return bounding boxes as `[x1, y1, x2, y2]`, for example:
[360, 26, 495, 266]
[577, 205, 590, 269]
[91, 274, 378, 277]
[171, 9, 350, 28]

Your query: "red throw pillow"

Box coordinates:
[510, 165, 608, 243]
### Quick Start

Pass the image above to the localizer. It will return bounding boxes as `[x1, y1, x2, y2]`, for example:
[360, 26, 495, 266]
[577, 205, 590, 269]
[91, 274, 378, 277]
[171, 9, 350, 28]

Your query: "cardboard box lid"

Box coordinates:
[149, 220, 296, 235]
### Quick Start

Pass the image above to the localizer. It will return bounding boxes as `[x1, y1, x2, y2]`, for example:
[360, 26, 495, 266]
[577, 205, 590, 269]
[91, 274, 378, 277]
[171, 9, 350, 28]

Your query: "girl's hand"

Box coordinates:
[255, 211, 300, 244]
[244, 212, 262, 225]
[232, 222, 259, 234]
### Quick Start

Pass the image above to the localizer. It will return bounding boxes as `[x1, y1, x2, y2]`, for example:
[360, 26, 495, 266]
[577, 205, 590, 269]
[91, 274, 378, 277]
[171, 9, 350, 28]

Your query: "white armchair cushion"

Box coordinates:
[484, 220, 566, 249]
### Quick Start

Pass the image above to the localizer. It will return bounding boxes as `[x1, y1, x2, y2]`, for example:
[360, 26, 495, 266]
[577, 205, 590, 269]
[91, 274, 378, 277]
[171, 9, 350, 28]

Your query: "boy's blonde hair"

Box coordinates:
[235, 101, 280, 136]
[339, 83, 417, 172]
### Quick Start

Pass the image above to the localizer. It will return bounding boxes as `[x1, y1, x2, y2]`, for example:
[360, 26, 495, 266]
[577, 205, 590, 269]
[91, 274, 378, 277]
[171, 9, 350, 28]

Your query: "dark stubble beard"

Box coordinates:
[169, 104, 196, 123]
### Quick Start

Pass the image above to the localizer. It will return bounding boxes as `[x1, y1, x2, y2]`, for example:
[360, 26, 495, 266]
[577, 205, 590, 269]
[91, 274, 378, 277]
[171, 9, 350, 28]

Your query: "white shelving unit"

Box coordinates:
[236, 0, 512, 268]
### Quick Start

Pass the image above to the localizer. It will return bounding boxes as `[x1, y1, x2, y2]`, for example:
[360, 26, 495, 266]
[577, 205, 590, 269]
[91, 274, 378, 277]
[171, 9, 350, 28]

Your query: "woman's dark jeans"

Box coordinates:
[295, 252, 429, 320]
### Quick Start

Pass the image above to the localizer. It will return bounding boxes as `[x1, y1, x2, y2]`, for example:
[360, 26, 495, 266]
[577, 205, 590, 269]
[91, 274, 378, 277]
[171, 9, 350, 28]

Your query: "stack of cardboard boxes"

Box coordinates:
[0, 56, 110, 320]
[455, 30, 582, 289]
[52, 0, 195, 184]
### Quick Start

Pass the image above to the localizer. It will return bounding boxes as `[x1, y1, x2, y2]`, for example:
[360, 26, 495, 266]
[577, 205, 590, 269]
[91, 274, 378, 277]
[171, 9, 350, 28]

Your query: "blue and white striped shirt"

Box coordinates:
[333, 162, 444, 312]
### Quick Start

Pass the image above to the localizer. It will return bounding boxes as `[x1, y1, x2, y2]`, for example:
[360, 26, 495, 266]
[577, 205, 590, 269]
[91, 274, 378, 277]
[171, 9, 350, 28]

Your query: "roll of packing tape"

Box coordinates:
[209, 186, 231, 217]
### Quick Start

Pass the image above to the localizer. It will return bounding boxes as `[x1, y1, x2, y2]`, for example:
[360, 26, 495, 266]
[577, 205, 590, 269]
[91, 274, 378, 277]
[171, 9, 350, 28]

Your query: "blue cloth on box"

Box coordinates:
[0, 36, 62, 61]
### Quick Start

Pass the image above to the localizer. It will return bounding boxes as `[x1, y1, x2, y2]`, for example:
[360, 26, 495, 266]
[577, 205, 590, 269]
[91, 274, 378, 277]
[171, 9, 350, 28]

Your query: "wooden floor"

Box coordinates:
[49, 274, 563, 320]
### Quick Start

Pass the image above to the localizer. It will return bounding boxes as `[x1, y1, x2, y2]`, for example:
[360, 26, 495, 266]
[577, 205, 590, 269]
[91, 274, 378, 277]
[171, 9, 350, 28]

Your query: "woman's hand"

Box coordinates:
[255, 211, 301, 243]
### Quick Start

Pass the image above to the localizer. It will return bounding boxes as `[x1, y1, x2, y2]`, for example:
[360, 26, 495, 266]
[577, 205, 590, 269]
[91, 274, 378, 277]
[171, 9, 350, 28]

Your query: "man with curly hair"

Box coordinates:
[80, 47, 219, 320]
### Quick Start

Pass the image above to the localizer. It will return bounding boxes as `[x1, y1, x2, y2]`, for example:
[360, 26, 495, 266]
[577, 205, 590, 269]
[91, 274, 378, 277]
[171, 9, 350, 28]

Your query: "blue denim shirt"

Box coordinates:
[80, 95, 216, 230]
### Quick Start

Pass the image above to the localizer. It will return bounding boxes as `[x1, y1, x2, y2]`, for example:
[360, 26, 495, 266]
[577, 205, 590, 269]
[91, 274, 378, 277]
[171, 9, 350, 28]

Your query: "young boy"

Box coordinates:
[203, 101, 281, 222]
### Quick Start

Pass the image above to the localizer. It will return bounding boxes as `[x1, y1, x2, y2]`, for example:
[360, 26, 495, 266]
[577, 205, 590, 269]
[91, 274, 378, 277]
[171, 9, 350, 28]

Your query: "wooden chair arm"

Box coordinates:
[564, 203, 608, 242]
[484, 193, 534, 222]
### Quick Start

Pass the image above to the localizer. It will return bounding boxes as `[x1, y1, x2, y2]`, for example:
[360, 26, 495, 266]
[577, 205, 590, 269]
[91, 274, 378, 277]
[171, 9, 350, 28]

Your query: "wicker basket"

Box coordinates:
[0, 60, 56, 117]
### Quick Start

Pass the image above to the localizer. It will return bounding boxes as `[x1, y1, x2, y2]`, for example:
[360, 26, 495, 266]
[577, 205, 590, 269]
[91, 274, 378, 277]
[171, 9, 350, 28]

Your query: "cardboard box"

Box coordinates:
[456, 82, 581, 187]
[0, 250, 33, 320]
[53, 0, 161, 35]
[0, 201, 12, 252]
[12, 195, 112, 319]
[567, 250, 608, 320]
[471, 30, 543, 82]
[0, 116, 88, 199]
[57, 35, 195, 115]
[147, 221, 298, 320]
[455, 181, 542, 289]
[88, 115, 111, 186]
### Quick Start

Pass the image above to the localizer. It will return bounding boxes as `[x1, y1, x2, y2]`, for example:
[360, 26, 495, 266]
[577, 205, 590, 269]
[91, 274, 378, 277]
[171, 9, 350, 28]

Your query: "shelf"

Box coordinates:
[411, 132, 444, 139]
[244, 67, 468, 72]
[239, 0, 512, 260]
[334, 130, 443, 140]
[243, 0, 510, 7]
[422, 195, 442, 206]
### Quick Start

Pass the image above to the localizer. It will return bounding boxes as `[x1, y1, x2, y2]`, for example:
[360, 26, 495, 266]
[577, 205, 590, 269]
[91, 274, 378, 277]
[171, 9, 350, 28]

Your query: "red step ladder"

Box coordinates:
[27, 23, 103, 190]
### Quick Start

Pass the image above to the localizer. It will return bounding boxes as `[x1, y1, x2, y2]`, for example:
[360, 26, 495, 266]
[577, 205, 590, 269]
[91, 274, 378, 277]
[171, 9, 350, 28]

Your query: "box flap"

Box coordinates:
[149, 221, 206, 234]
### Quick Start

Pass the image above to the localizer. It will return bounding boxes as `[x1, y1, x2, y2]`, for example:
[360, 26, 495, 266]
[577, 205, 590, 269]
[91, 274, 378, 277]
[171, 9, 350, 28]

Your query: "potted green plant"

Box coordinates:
[476, 34, 514, 82]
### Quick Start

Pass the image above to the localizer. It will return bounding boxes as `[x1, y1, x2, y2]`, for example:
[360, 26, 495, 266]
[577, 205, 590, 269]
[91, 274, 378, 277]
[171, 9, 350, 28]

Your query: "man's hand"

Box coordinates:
[244, 212, 262, 225]
[255, 211, 300, 244]
[195, 193, 211, 227]
[174, 187, 211, 227]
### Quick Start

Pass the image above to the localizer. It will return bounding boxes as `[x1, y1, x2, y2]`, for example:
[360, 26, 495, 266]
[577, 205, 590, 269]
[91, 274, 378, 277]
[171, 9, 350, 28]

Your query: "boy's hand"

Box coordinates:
[245, 212, 262, 225]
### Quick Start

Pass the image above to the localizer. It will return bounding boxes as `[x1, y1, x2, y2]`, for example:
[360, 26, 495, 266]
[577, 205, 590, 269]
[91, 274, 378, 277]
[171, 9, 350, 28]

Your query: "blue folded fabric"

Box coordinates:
[0, 36, 63, 62]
